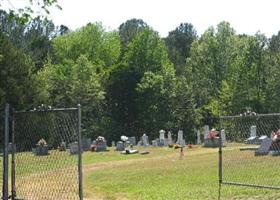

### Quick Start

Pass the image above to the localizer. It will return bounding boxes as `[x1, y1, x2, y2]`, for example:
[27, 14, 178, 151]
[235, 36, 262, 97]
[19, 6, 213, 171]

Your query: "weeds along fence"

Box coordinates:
[1, 104, 83, 200]
[219, 113, 280, 191]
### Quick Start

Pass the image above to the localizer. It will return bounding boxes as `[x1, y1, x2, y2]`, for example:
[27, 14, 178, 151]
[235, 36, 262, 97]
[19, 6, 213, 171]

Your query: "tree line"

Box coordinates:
[1, 10, 280, 142]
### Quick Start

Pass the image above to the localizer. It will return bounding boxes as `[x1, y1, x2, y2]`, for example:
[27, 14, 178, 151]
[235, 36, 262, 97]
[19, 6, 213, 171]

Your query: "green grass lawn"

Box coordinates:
[82, 145, 280, 200]
[4, 144, 280, 200]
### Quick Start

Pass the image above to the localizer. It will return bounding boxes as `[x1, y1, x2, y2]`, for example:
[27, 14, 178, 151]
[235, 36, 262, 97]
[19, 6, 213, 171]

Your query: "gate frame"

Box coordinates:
[2, 103, 9, 200]
[218, 114, 280, 199]
[1, 104, 83, 200]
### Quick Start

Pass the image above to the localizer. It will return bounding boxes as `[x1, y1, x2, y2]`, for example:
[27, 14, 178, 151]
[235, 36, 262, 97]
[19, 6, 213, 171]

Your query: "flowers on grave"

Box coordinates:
[95, 136, 107, 152]
[272, 129, 280, 142]
[173, 143, 181, 149]
[121, 135, 128, 142]
[59, 141, 67, 151]
[240, 110, 257, 116]
[95, 136, 106, 144]
[208, 129, 218, 140]
[35, 138, 49, 155]
[37, 138, 47, 146]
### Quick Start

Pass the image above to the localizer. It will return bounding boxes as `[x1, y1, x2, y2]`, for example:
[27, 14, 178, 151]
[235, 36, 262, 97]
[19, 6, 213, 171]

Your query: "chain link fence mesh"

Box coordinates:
[220, 114, 280, 189]
[0, 106, 4, 198]
[13, 108, 80, 200]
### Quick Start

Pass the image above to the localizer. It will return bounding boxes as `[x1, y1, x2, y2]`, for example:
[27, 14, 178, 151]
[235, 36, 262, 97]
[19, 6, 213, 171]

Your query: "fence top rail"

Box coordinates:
[14, 107, 78, 114]
[220, 113, 280, 119]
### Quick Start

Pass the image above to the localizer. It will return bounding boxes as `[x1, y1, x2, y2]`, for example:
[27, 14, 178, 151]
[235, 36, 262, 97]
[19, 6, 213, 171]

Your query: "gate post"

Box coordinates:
[77, 104, 83, 200]
[11, 109, 16, 200]
[2, 104, 9, 200]
[218, 119, 223, 200]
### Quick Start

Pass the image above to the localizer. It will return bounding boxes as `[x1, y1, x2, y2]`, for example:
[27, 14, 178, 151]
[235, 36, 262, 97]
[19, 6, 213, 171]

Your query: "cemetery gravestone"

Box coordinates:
[116, 141, 125, 151]
[251, 126, 257, 137]
[159, 130, 166, 146]
[167, 131, 173, 145]
[59, 141, 66, 151]
[259, 135, 268, 141]
[204, 125, 209, 140]
[255, 138, 273, 156]
[96, 136, 107, 152]
[128, 137, 136, 145]
[82, 138, 91, 151]
[142, 134, 149, 147]
[196, 130, 201, 145]
[245, 125, 259, 144]
[152, 140, 158, 147]
[69, 142, 79, 155]
[204, 129, 219, 148]
[176, 130, 186, 147]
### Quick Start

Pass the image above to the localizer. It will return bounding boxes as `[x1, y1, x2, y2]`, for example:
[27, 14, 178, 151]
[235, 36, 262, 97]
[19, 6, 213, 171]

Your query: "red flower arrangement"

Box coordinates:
[272, 129, 280, 142]
[208, 129, 218, 140]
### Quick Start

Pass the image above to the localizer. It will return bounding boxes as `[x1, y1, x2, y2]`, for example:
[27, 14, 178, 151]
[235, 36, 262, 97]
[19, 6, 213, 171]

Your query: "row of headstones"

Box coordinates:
[151, 130, 186, 147]
[114, 130, 186, 151]
[79, 125, 229, 153]
[69, 137, 108, 154]
[246, 126, 280, 156]
[115, 137, 137, 151]
[245, 125, 272, 145]
[196, 125, 226, 145]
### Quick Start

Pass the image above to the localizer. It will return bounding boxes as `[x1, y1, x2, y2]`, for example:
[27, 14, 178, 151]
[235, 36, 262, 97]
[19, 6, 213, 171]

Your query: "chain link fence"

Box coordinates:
[0, 106, 5, 199]
[219, 114, 280, 190]
[12, 106, 82, 200]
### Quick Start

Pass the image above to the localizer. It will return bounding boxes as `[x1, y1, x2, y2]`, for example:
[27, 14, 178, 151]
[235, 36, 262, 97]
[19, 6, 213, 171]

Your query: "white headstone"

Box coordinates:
[271, 132, 274, 139]
[167, 131, 172, 144]
[159, 130, 165, 140]
[221, 129, 226, 143]
[250, 126, 257, 137]
[142, 134, 149, 146]
[177, 130, 186, 146]
[204, 125, 210, 139]
[177, 130, 183, 141]
[196, 129, 201, 144]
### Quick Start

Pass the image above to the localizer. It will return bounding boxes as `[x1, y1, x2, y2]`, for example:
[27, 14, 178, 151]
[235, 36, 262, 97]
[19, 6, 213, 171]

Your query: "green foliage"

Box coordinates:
[165, 23, 197, 75]
[3, 13, 280, 144]
[119, 18, 148, 54]
[37, 55, 106, 138]
[0, 32, 35, 109]
[52, 23, 121, 68]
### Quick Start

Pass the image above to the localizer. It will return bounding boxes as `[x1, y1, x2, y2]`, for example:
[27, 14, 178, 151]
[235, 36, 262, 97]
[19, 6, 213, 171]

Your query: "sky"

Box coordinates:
[2, 0, 280, 37]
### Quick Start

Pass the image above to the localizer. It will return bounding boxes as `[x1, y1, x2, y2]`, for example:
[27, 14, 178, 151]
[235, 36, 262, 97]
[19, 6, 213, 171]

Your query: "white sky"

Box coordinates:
[2, 0, 280, 37]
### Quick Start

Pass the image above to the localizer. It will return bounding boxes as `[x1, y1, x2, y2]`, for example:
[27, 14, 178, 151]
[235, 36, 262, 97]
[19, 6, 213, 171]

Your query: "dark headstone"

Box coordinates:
[35, 145, 49, 156]
[82, 138, 91, 151]
[96, 142, 107, 152]
[116, 141, 125, 151]
[128, 137, 136, 145]
[204, 138, 219, 147]
[69, 142, 79, 155]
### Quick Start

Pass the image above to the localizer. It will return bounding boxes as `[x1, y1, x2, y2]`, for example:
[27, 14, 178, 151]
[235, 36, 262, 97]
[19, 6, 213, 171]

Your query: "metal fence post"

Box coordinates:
[2, 104, 9, 200]
[11, 109, 16, 200]
[218, 120, 223, 200]
[77, 104, 83, 200]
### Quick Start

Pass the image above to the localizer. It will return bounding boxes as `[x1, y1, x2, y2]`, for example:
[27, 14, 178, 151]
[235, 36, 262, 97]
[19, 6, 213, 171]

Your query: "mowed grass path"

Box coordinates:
[83, 146, 280, 200]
